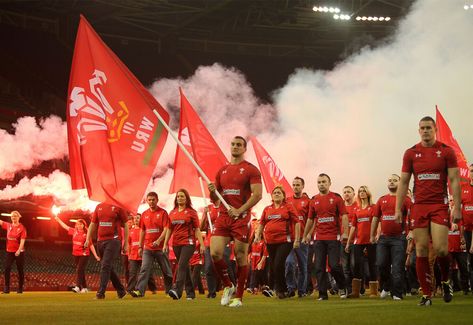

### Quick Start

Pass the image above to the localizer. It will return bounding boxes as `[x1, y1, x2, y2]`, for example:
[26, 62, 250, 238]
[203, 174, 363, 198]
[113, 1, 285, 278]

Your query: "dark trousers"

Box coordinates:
[341, 243, 354, 293]
[376, 235, 406, 297]
[121, 254, 129, 284]
[173, 245, 195, 298]
[136, 249, 173, 295]
[306, 242, 315, 293]
[463, 231, 473, 289]
[128, 259, 157, 292]
[74, 255, 89, 289]
[249, 267, 268, 290]
[353, 243, 377, 281]
[4, 252, 25, 293]
[314, 240, 346, 296]
[97, 239, 125, 296]
[204, 247, 218, 294]
[407, 250, 419, 291]
[449, 252, 469, 292]
[191, 264, 205, 294]
[266, 242, 293, 294]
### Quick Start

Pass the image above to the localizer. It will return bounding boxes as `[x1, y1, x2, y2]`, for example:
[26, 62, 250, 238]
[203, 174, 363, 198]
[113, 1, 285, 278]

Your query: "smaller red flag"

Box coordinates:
[250, 136, 293, 196]
[436, 106, 470, 184]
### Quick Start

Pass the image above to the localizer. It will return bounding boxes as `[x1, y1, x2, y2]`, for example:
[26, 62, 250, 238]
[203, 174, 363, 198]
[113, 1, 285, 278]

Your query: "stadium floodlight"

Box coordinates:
[334, 14, 340, 19]
[356, 16, 361, 21]
[334, 8, 340, 13]
[361, 16, 367, 20]
[313, 6, 318, 11]
[385, 17, 391, 21]
[379, 17, 385, 21]
[323, 6, 329, 12]
[471, 4, 473, 9]
[373, 17, 379, 21]
[367, 16, 373, 20]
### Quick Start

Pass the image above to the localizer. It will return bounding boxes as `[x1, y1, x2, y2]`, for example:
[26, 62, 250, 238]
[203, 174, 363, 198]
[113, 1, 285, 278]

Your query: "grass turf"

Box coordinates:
[1, 291, 472, 325]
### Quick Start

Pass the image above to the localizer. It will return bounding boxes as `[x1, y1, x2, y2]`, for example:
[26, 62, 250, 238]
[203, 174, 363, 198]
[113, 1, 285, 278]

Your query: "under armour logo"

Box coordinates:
[239, 168, 245, 174]
[329, 198, 334, 204]
[436, 150, 442, 158]
[222, 170, 228, 174]
[415, 153, 422, 158]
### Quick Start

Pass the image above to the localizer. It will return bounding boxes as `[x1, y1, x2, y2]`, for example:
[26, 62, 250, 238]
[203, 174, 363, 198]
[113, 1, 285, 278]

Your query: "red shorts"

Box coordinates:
[410, 203, 450, 229]
[213, 213, 250, 243]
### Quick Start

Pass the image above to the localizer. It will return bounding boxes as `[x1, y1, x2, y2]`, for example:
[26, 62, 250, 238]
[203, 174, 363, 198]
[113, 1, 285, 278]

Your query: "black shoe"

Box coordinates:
[442, 281, 453, 303]
[95, 294, 105, 300]
[129, 290, 142, 298]
[418, 295, 432, 306]
[277, 291, 287, 299]
[463, 290, 469, 296]
[117, 291, 127, 299]
[168, 289, 180, 300]
[287, 290, 295, 298]
[317, 295, 328, 301]
[262, 289, 274, 297]
[298, 293, 307, 298]
[151, 290, 157, 295]
[206, 292, 217, 298]
[16, 290, 23, 294]
[2, 291, 10, 294]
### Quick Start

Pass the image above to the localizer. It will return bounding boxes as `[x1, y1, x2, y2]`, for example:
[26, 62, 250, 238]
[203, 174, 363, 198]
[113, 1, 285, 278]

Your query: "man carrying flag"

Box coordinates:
[208, 136, 262, 307]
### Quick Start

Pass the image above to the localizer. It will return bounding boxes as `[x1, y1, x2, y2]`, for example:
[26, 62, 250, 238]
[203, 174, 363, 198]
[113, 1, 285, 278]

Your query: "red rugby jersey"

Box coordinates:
[67, 227, 90, 256]
[308, 192, 347, 241]
[352, 205, 375, 245]
[461, 184, 473, 231]
[402, 141, 457, 205]
[203, 204, 220, 247]
[374, 194, 410, 237]
[287, 194, 310, 236]
[1, 222, 27, 253]
[128, 226, 142, 261]
[189, 242, 203, 266]
[91, 203, 127, 241]
[215, 160, 261, 220]
[260, 202, 300, 244]
[140, 207, 169, 251]
[250, 241, 267, 271]
[169, 207, 199, 246]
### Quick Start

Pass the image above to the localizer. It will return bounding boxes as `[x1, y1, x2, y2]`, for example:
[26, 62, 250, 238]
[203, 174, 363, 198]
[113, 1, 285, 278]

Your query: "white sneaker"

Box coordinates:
[393, 295, 402, 300]
[220, 284, 236, 306]
[227, 298, 242, 308]
[380, 290, 390, 299]
[80, 288, 88, 294]
[339, 288, 348, 299]
[72, 286, 80, 293]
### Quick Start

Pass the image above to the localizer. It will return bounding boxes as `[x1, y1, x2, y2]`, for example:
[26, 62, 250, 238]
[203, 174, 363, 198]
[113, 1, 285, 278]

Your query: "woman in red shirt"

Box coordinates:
[0, 211, 27, 294]
[55, 216, 100, 293]
[345, 185, 378, 297]
[255, 186, 301, 299]
[164, 189, 205, 300]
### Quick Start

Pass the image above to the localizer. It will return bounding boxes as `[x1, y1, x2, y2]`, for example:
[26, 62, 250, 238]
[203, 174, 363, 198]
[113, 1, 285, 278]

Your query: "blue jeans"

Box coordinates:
[285, 243, 308, 295]
[376, 235, 406, 298]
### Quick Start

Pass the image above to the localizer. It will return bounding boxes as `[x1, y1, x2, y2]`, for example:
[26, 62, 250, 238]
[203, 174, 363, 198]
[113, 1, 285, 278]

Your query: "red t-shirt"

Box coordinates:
[128, 226, 142, 261]
[203, 204, 220, 247]
[448, 219, 463, 253]
[250, 241, 268, 271]
[91, 203, 128, 241]
[401, 141, 457, 205]
[169, 207, 199, 246]
[352, 205, 375, 245]
[1, 222, 27, 253]
[308, 192, 347, 241]
[260, 202, 300, 244]
[189, 242, 203, 266]
[140, 207, 169, 251]
[215, 160, 262, 221]
[67, 227, 89, 256]
[373, 194, 410, 237]
[287, 194, 310, 236]
[461, 184, 473, 231]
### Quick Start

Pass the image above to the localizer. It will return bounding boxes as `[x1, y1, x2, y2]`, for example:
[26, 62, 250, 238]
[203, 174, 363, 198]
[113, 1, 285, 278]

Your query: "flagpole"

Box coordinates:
[199, 176, 214, 233]
[153, 109, 231, 210]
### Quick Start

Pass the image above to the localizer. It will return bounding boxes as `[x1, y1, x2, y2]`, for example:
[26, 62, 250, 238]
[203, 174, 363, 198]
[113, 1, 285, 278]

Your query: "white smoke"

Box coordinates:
[0, 115, 67, 179]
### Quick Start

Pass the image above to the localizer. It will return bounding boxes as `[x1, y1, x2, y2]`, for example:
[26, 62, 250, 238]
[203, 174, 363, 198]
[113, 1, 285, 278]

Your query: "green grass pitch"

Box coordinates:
[1, 292, 472, 324]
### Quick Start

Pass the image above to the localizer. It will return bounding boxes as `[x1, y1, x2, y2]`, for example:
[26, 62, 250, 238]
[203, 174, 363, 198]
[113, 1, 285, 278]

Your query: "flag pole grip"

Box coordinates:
[153, 109, 231, 210]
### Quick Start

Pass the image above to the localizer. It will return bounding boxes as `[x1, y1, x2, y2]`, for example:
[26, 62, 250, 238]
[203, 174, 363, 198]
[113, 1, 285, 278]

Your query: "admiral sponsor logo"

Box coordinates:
[223, 189, 241, 195]
[448, 230, 460, 235]
[99, 222, 113, 227]
[146, 228, 159, 233]
[73, 241, 84, 246]
[418, 173, 440, 181]
[357, 217, 370, 223]
[464, 206, 473, 212]
[252, 252, 261, 257]
[172, 220, 186, 225]
[268, 214, 282, 220]
[318, 216, 334, 223]
[382, 215, 396, 221]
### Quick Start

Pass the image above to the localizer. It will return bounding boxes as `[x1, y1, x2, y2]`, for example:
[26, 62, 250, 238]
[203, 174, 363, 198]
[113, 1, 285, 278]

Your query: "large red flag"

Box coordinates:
[250, 136, 294, 196]
[67, 16, 169, 212]
[169, 89, 228, 197]
[436, 106, 470, 183]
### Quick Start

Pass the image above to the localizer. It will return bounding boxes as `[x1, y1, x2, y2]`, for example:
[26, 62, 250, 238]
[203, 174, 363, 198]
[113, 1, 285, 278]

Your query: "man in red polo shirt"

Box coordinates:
[208, 136, 262, 308]
[371, 174, 411, 300]
[395, 116, 461, 306]
[461, 163, 473, 292]
[303, 173, 349, 300]
[130, 192, 172, 297]
[85, 202, 128, 299]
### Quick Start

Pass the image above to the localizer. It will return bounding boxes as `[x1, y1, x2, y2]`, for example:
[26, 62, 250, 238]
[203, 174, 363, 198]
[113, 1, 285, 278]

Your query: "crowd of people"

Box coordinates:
[1, 118, 473, 308]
